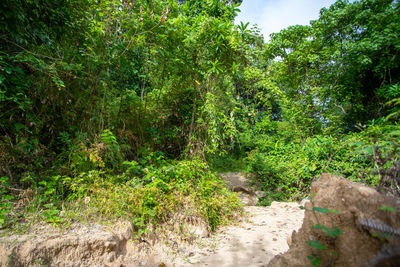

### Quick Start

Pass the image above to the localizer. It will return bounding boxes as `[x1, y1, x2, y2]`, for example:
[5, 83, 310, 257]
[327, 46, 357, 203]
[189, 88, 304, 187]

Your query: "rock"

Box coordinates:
[107, 251, 116, 262]
[299, 197, 310, 207]
[186, 223, 209, 238]
[255, 191, 267, 198]
[268, 173, 400, 267]
[219, 172, 261, 206]
[218, 172, 249, 190]
[113, 221, 134, 241]
[233, 186, 256, 196]
[286, 233, 292, 246]
[238, 192, 259, 206]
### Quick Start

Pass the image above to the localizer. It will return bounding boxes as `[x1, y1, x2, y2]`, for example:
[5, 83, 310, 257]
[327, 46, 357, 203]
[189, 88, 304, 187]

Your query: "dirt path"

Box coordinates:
[157, 173, 305, 267]
[168, 203, 304, 267]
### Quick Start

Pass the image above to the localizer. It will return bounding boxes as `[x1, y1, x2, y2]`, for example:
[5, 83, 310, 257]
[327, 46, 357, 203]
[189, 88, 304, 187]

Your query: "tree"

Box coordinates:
[264, 0, 400, 132]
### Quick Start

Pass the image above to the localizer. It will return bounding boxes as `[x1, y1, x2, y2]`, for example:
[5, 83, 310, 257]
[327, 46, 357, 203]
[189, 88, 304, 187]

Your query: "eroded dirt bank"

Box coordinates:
[269, 173, 400, 267]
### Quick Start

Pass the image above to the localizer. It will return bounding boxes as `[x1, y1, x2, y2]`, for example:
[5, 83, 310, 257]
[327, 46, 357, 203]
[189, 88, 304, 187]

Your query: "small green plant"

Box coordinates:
[312, 225, 342, 238]
[123, 160, 143, 177]
[305, 206, 342, 266]
[380, 205, 398, 213]
[306, 240, 328, 250]
[100, 129, 123, 168]
[133, 217, 150, 236]
[307, 254, 321, 266]
[42, 203, 62, 225]
[312, 207, 339, 214]
[0, 176, 14, 228]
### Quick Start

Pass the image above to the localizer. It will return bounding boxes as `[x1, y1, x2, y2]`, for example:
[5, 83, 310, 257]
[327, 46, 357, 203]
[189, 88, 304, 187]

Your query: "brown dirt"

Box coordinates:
[268, 173, 400, 267]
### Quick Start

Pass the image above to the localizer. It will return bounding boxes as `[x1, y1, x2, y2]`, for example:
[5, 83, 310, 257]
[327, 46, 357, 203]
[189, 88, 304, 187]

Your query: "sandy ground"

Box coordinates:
[153, 202, 304, 267]
[143, 173, 306, 267]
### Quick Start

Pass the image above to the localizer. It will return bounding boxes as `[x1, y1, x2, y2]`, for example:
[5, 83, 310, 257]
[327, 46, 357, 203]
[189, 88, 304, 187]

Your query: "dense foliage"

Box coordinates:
[240, 0, 400, 203]
[0, 0, 399, 231]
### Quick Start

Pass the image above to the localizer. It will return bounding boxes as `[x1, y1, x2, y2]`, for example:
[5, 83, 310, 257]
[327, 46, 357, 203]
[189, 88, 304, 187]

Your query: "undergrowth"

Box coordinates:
[240, 119, 400, 204]
[0, 130, 242, 236]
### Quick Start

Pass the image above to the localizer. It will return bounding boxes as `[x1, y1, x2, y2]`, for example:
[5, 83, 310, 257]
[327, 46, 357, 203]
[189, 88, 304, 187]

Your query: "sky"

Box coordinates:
[234, 0, 339, 40]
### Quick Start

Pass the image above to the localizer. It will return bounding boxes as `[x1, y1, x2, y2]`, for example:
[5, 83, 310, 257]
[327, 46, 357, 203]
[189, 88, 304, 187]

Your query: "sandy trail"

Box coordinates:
[175, 203, 304, 267]
[161, 173, 305, 267]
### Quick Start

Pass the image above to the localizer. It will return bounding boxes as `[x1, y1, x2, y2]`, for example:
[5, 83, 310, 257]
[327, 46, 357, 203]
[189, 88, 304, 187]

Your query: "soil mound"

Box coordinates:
[268, 173, 400, 267]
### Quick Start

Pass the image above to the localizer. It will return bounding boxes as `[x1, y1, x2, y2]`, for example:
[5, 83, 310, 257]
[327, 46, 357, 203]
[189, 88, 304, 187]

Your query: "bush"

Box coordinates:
[54, 159, 241, 233]
[244, 121, 400, 203]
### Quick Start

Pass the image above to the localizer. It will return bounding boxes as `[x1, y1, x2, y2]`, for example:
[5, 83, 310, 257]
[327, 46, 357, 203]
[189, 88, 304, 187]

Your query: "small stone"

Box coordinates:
[273, 238, 277, 241]
[255, 191, 267, 198]
[107, 252, 116, 262]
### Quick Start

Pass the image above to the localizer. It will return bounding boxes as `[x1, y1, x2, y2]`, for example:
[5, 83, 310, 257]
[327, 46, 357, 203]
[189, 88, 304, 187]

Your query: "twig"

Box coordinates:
[323, 143, 347, 173]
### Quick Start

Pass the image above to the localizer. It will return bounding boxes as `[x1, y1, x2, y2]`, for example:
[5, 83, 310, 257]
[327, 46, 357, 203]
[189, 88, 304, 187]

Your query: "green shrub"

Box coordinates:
[64, 159, 242, 233]
[244, 122, 399, 202]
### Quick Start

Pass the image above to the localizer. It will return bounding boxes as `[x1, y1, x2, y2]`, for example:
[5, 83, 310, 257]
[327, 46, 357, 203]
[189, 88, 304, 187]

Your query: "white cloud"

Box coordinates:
[235, 0, 337, 41]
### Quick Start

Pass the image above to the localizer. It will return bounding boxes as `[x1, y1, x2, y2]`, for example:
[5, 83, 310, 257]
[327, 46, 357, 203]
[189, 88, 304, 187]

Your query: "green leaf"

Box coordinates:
[312, 207, 339, 214]
[379, 206, 398, 212]
[312, 207, 328, 213]
[388, 131, 400, 136]
[328, 209, 339, 214]
[313, 224, 342, 238]
[306, 240, 327, 250]
[330, 226, 342, 238]
[307, 254, 321, 266]
[312, 224, 324, 230]
[349, 142, 364, 147]
[363, 146, 374, 156]
[380, 232, 393, 239]
[14, 122, 26, 132]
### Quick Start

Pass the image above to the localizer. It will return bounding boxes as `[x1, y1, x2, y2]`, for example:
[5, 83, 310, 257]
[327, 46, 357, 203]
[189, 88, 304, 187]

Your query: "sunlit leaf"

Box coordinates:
[380, 206, 398, 212]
